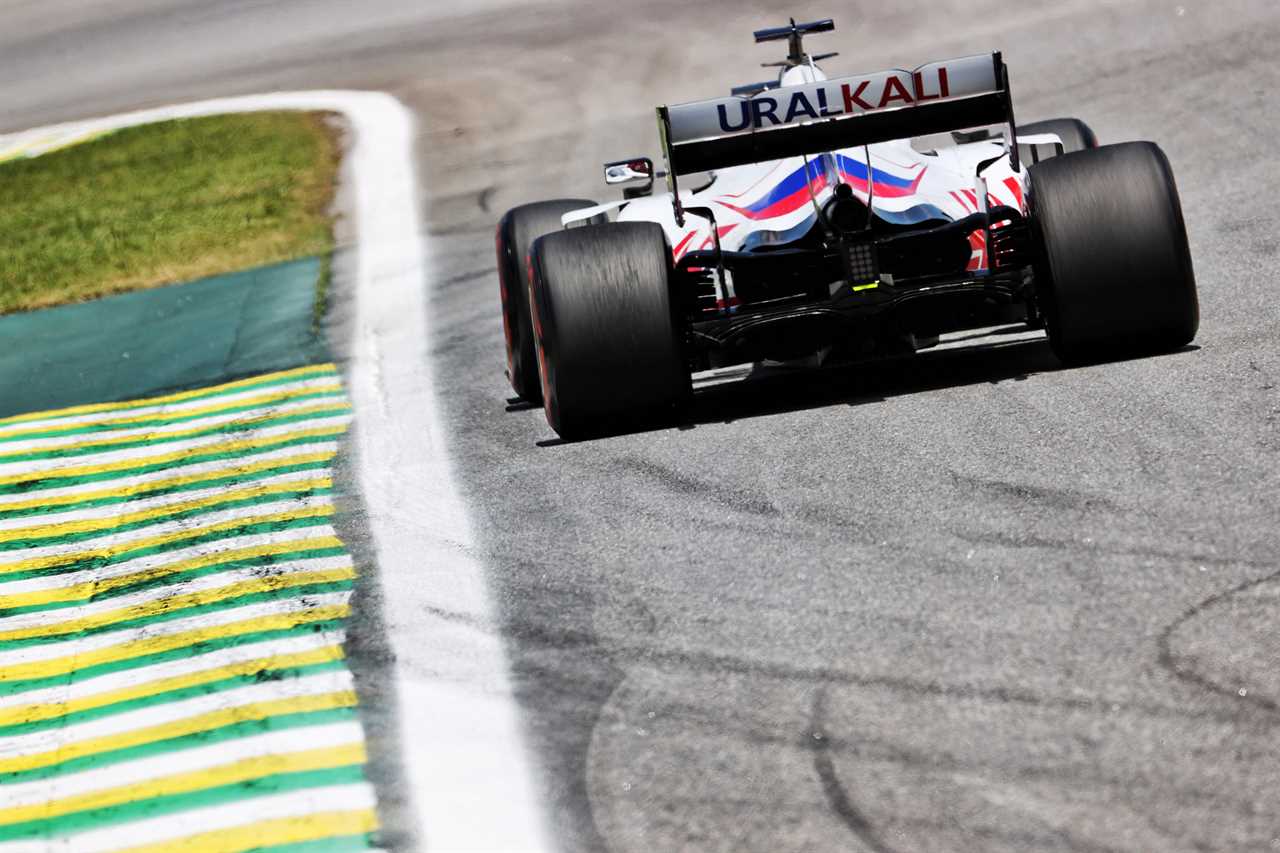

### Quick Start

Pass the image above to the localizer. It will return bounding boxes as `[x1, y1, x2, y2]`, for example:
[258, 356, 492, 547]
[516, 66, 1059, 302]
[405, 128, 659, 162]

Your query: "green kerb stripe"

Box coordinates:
[0, 659, 347, 738]
[0, 365, 339, 431]
[0, 406, 351, 464]
[0, 706, 358, 786]
[0, 618, 346, 697]
[256, 834, 376, 853]
[0, 360, 375, 846]
[0, 459, 334, 522]
[0, 764, 369, 840]
[1, 513, 336, 583]
[0, 580, 353, 651]
[0, 486, 335, 552]
[0, 430, 342, 496]
[0, 388, 348, 446]
[0, 545, 349, 617]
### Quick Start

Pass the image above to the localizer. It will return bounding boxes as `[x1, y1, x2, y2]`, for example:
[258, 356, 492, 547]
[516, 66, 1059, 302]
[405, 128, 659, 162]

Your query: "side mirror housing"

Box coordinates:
[604, 157, 655, 197]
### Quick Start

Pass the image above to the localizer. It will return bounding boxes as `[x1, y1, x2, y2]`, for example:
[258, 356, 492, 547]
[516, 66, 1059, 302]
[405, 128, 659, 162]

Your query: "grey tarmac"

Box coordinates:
[3, 1, 1279, 850]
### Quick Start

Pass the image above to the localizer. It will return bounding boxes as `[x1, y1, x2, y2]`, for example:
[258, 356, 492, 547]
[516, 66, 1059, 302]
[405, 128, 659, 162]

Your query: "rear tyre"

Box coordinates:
[1018, 117, 1097, 161]
[495, 199, 597, 403]
[528, 222, 690, 438]
[1028, 141, 1198, 363]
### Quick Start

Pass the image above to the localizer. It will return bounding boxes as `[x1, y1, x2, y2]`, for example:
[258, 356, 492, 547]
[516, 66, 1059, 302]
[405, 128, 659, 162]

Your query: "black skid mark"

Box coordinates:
[808, 686, 902, 853]
[1157, 565, 1280, 715]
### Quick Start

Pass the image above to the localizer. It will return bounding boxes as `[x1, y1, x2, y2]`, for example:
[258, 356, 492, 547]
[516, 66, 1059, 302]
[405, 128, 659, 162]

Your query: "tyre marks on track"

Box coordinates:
[0, 363, 380, 852]
[808, 687, 900, 853]
[1157, 566, 1280, 716]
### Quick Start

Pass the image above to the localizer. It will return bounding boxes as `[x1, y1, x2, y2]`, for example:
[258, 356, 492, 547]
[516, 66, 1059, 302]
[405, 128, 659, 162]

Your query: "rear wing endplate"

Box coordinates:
[658, 52, 1015, 192]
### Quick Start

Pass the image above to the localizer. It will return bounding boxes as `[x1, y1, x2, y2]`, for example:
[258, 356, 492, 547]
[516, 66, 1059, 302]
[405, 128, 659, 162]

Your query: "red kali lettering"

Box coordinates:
[913, 71, 935, 101]
[912, 67, 952, 101]
[878, 76, 914, 108]
[841, 80, 873, 112]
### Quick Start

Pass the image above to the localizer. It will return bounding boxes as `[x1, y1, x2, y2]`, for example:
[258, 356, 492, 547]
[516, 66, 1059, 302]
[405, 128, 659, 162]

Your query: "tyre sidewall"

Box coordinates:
[1030, 142, 1198, 362]
[530, 222, 688, 437]
[495, 199, 597, 402]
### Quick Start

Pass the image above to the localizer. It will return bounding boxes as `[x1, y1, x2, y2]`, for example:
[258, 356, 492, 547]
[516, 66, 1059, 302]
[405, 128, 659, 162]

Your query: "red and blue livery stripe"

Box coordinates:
[716, 158, 830, 220]
[833, 154, 926, 198]
[715, 156, 928, 222]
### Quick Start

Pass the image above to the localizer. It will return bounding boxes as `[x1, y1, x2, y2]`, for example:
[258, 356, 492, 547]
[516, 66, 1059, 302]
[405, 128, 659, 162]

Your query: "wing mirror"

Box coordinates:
[604, 157, 658, 198]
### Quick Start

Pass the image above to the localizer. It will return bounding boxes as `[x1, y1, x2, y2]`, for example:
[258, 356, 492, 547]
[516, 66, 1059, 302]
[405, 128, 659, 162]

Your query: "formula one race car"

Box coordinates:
[496, 18, 1198, 438]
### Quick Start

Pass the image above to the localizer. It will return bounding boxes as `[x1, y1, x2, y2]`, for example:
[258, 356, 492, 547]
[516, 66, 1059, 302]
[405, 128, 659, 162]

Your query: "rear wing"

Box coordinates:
[657, 52, 1016, 201]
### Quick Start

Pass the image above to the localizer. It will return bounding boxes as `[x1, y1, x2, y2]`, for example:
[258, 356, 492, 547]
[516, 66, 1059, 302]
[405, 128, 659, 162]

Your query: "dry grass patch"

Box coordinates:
[0, 111, 341, 314]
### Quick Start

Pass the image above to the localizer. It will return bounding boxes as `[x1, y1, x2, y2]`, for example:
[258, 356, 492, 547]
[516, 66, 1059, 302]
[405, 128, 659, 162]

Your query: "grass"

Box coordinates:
[0, 111, 341, 315]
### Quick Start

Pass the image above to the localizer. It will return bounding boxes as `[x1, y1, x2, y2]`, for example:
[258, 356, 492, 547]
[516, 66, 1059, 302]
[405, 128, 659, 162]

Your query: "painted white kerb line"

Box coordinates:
[0, 92, 551, 852]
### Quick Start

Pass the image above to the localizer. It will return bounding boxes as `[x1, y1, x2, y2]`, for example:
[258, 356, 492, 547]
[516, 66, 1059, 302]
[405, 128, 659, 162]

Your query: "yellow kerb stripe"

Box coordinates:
[116, 809, 378, 853]
[0, 425, 348, 488]
[0, 364, 337, 430]
[0, 477, 333, 544]
[0, 567, 356, 642]
[0, 690, 358, 774]
[0, 385, 347, 446]
[0, 535, 344, 610]
[0, 451, 337, 516]
[0, 644, 345, 727]
[0, 504, 336, 576]
[0, 399, 351, 460]
[0, 742, 367, 826]
[0, 604, 349, 682]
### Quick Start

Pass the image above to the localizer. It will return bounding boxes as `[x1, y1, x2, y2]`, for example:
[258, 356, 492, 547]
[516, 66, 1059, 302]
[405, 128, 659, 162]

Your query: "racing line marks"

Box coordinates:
[1156, 565, 1280, 716]
[808, 686, 901, 853]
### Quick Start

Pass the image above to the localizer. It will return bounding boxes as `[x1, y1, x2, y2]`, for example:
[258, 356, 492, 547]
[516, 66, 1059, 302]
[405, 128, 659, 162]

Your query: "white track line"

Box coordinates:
[0, 92, 551, 851]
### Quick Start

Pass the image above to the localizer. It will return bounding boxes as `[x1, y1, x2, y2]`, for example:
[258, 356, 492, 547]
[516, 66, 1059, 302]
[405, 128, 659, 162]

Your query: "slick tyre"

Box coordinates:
[496, 199, 597, 403]
[1018, 117, 1098, 155]
[528, 222, 690, 439]
[1029, 141, 1198, 363]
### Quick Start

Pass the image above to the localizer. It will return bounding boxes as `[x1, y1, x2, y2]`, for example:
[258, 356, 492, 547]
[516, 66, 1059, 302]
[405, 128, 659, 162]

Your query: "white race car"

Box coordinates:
[497, 18, 1198, 438]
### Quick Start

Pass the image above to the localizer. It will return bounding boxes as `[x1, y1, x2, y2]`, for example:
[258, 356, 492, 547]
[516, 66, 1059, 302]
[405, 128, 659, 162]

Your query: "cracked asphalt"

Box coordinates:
[4, 0, 1280, 849]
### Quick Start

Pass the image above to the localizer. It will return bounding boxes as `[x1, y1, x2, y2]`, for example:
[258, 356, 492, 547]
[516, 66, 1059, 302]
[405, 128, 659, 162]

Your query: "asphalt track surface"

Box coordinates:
[4, 1, 1280, 850]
